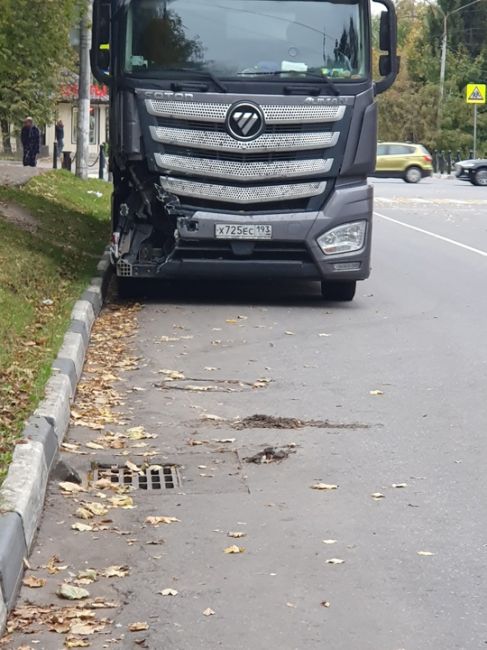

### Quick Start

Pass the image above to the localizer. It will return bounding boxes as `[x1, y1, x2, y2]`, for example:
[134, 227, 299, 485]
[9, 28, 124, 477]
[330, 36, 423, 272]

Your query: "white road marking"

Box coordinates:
[374, 211, 487, 258]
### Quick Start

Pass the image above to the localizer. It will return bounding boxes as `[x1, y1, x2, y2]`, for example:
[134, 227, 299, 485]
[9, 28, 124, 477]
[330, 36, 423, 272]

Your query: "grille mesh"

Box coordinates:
[147, 100, 346, 124]
[150, 126, 339, 152]
[160, 176, 326, 203]
[155, 153, 332, 180]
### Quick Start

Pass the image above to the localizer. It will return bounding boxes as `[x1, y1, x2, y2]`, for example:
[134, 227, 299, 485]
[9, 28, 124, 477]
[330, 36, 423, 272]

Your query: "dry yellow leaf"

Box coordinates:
[71, 523, 93, 532]
[326, 558, 344, 565]
[322, 539, 337, 545]
[22, 575, 46, 589]
[224, 545, 245, 554]
[59, 482, 85, 494]
[65, 638, 90, 648]
[311, 483, 338, 491]
[86, 441, 105, 450]
[109, 495, 135, 509]
[417, 551, 435, 557]
[84, 502, 108, 517]
[203, 608, 215, 616]
[103, 565, 129, 578]
[145, 516, 180, 526]
[371, 492, 385, 500]
[228, 532, 246, 539]
[75, 507, 94, 520]
[370, 390, 384, 396]
[129, 622, 149, 632]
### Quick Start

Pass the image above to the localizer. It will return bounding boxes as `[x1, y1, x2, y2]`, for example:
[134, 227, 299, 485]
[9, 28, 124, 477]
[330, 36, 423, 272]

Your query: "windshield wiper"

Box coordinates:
[162, 68, 228, 93]
[241, 70, 340, 96]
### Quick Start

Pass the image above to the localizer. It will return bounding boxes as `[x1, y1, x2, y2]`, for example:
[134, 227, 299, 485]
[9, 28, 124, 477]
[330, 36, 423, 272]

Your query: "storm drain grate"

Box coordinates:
[91, 463, 181, 491]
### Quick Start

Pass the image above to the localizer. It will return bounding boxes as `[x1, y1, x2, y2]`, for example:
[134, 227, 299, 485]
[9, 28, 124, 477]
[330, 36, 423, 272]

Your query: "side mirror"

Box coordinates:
[379, 12, 390, 51]
[91, 0, 111, 84]
[373, 0, 399, 95]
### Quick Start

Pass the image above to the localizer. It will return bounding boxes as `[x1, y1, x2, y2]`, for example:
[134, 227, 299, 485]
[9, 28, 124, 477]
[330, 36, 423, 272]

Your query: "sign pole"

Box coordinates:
[473, 104, 477, 159]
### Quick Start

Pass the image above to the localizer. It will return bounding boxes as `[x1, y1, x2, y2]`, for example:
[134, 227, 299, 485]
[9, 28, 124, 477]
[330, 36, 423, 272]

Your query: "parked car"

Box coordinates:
[372, 142, 433, 183]
[454, 159, 487, 186]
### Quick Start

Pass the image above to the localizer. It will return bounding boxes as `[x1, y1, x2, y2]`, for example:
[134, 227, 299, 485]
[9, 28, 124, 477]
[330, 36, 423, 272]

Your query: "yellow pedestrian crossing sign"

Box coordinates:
[466, 83, 486, 104]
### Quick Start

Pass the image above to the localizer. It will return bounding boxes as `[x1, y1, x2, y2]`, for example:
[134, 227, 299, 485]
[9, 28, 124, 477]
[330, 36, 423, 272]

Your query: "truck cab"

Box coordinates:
[92, 0, 398, 300]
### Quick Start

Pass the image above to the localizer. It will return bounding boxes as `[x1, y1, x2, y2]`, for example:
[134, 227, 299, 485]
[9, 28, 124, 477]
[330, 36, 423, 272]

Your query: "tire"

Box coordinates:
[404, 166, 422, 184]
[472, 168, 487, 186]
[321, 280, 356, 302]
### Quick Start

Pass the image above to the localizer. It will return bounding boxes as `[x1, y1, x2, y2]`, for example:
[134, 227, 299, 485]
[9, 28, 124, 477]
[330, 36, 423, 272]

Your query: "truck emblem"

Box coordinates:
[226, 102, 265, 141]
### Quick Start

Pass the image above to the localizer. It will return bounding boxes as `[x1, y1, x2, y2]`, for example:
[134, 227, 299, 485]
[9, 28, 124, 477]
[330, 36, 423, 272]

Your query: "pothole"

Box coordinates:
[230, 415, 370, 430]
[244, 446, 297, 464]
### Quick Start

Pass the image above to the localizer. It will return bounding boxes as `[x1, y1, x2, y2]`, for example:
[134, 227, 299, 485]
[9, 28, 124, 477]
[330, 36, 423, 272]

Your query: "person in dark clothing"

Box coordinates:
[21, 117, 40, 167]
[55, 119, 64, 158]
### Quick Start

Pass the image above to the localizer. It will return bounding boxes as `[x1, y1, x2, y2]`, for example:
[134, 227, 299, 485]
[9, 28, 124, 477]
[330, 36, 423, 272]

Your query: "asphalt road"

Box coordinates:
[5, 177, 487, 650]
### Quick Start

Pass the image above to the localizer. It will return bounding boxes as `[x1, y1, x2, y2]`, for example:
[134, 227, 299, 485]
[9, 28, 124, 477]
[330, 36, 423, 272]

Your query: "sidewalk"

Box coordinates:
[0, 162, 46, 187]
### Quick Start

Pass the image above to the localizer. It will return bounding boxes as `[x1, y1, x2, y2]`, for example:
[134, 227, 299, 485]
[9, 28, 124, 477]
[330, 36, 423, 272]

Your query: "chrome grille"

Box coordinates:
[155, 153, 332, 181]
[160, 176, 326, 203]
[146, 100, 345, 124]
[150, 126, 339, 152]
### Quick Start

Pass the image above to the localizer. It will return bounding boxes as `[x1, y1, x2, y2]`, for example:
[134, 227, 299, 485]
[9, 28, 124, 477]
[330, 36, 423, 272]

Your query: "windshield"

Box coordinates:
[123, 0, 368, 81]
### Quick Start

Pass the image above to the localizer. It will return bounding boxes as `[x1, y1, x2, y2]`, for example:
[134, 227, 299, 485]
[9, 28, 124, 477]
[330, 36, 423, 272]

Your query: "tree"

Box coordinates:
[0, 0, 77, 133]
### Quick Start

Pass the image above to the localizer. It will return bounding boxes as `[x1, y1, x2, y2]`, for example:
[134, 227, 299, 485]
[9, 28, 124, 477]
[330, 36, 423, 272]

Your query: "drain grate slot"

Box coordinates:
[91, 463, 180, 491]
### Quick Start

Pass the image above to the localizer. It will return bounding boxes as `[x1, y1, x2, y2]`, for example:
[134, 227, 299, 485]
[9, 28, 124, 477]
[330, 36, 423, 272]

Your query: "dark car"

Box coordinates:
[455, 159, 487, 186]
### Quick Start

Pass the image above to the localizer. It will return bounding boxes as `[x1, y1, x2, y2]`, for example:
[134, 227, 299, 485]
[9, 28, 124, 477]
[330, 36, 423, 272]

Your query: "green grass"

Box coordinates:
[0, 171, 110, 482]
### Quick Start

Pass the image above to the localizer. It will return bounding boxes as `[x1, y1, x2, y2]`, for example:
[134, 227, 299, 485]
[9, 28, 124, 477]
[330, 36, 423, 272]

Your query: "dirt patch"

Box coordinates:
[244, 446, 296, 464]
[0, 200, 38, 233]
[232, 414, 369, 430]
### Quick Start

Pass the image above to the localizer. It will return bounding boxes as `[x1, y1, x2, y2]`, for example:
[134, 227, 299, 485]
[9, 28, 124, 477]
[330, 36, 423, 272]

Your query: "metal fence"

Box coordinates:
[431, 149, 477, 174]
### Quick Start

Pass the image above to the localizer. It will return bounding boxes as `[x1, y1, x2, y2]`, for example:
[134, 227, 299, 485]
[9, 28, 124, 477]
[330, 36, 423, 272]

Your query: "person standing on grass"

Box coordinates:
[55, 119, 64, 158]
[21, 117, 40, 167]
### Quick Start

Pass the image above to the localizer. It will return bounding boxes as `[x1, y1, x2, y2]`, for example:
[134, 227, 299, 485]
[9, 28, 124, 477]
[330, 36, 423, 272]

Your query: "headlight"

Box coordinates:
[317, 221, 367, 256]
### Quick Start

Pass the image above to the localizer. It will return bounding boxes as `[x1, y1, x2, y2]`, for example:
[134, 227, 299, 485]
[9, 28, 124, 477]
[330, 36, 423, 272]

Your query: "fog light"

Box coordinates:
[317, 221, 366, 256]
[333, 262, 361, 271]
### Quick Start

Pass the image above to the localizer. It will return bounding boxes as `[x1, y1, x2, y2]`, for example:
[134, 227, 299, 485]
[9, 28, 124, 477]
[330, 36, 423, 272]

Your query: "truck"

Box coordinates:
[91, 0, 398, 301]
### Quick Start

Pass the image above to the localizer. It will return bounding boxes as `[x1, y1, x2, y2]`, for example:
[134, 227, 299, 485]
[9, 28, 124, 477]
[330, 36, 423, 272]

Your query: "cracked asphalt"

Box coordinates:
[4, 177, 487, 650]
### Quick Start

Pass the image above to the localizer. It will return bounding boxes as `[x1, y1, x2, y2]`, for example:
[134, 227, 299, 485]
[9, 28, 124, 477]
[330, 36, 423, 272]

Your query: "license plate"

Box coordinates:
[215, 224, 272, 240]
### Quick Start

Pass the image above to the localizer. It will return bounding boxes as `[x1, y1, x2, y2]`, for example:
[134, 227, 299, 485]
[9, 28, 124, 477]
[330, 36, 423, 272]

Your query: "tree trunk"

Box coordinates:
[0, 118, 13, 155]
[76, 0, 93, 179]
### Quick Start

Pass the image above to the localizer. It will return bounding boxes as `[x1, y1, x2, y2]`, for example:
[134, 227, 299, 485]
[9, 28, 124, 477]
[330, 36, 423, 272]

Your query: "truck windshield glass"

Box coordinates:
[123, 0, 367, 81]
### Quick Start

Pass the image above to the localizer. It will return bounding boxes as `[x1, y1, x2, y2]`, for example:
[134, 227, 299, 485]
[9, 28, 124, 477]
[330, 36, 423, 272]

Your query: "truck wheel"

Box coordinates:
[321, 280, 356, 302]
[404, 166, 422, 183]
[472, 168, 487, 186]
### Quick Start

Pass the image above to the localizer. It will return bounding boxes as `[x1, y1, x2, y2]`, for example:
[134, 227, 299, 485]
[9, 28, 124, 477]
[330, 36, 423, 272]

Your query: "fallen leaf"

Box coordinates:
[22, 575, 46, 589]
[102, 565, 129, 578]
[417, 551, 435, 556]
[326, 558, 344, 565]
[228, 532, 246, 539]
[371, 492, 385, 500]
[321, 601, 331, 608]
[160, 588, 178, 596]
[286, 602, 297, 608]
[311, 483, 338, 491]
[159, 369, 185, 380]
[318, 333, 331, 337]
[369, 390, 384, 396]
[109, 495, 135, 509]
[126, 461, 141, 473]
[145, 516, 180, 526]
[70, 621, 106, 635]
[392, 483, 408, 488]
[129, 622, 149, 632]
[75, 507, 94, 520]
[58, 584, 90, 600]
[65, 639, 90, 648]
[86, 441, 105, 450]
[322, 539, 337, 545]
[200, 413, 224, 421]
[59, 482, 85, 494]
[224, 545, 245, 554]
[71, 523, 94, 532]
[213, 438, 236, 444]
[83, 502, 108, 517]
[203, 608, 215, 616]
[285, 331, 295, 336]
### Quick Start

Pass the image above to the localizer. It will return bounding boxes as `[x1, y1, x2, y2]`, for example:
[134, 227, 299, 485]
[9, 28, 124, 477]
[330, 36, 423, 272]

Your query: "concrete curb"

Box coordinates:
[0, 247, 112, 631]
